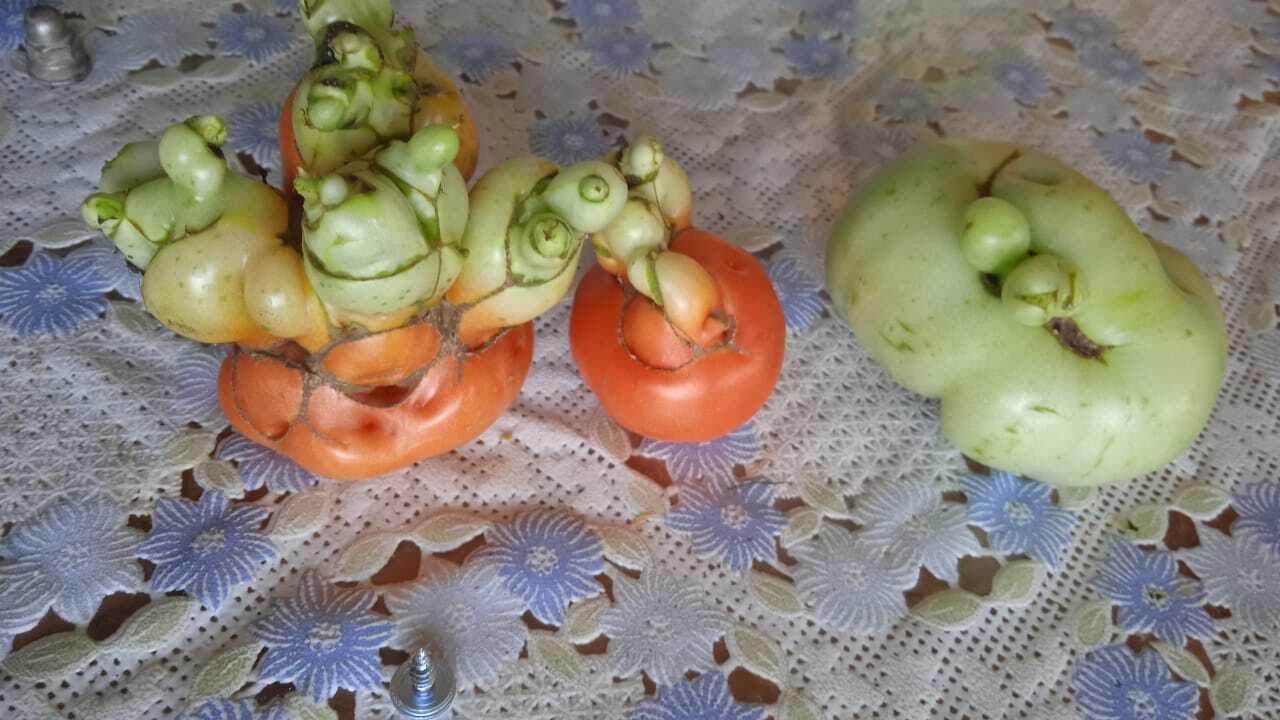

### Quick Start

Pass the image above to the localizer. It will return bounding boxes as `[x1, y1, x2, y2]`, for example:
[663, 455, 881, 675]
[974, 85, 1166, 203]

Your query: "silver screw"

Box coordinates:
[390, 646, 456, 719]
[23, 5, 91, 85]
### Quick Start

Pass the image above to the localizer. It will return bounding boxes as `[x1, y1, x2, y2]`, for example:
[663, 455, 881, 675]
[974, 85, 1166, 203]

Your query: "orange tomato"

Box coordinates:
[219, 323, 534, 480]
[279, 90, 304, 195]
[570, 229, 785, 442]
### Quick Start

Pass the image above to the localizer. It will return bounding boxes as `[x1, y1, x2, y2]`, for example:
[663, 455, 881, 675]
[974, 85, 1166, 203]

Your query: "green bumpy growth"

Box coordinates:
[296, 123, 469, 325]
[80, 116, 242, 268]
[293, 0, 420, 176]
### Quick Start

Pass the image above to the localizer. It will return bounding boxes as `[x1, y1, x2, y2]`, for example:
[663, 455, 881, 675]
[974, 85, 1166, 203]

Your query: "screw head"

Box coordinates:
[24, 5, 69, 47]
[23, 4, 91, 85]
[390, 646, 456, 719]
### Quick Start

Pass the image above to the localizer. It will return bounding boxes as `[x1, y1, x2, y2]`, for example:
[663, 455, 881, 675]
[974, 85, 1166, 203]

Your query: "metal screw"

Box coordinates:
[23, 5, 91, 85]
[390, 646, 456, 719]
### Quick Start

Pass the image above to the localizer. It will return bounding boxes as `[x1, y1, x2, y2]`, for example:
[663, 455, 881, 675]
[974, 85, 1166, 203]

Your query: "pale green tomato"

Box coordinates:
[826, 140, 1226, 486]
[142, 218, 279, 344]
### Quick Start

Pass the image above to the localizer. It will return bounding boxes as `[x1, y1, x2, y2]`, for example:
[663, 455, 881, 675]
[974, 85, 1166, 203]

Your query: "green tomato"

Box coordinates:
[826, 140, 1226, 486]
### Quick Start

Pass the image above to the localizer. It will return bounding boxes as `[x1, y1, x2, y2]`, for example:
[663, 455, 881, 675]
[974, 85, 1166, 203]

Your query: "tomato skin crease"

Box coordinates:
[570, 229, 785, 442]
[219, 322, 535, 481]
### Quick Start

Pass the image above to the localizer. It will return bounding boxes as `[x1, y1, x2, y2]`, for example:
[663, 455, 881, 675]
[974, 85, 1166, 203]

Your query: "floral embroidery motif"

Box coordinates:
[173, 345, 230, 428]
[844, 124, 912, 167]
[1233, 481, 1280, 555]
[385, 563, 527, 691]
[139, 490, 276, 610]
[667, 477, 785, 572]
[438, 32, 515, 81]
[253, 571, 393, 702]
[638, 421, 759, 484]
[852, 479, 981, 584]
[179, 699, 287, 720]
[1080, 44, 1149, 88]
[582, 29, 654, 77]
[117, 7, 211, 66]
[0, 253, 112, 337]
[218, 433, 319, 493]
[961, 471, 1077, 569]
[1094, 129, 1173, 184]
[767, 256, 824, 333]
[706, 35, 785, 87]
[783, 37, 850, 78]
[565, 0, 642, 30]
[214, 11, 292, 63]
[601, 570, 729, 685]
[0, 492, 141, 631]
[1, 0, 44, 52]
[791, 525, 917, 633]
[226, 101, 284, 171]
[473, 510, 604, 625]
[874, 80, 938, 122]
[991, 55, 1050, 103]
[630, 672, 764, 720]
[68, 239, 143, 301]
[1048, 6, 1118, 50]
[1091, 538, 1214, 646]
[1072, 644, 1198, 720]
[529, 114, 610, 166]
[1182, 528, 1280, 628]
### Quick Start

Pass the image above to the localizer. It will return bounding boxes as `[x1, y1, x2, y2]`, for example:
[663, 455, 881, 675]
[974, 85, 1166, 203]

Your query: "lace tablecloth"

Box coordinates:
[3, 1, 1280, 718]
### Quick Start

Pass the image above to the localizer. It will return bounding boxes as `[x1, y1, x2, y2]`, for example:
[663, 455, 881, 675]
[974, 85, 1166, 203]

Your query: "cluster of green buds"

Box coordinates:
[293, 0, 418, 176]
[591, 136, 718, 340]
[296, 123, 469, 330]
[81, 116, 293, 345]
[447, 157, 628, 345]
[80, 116, 237, 268]
[960, 196, 1082, 327]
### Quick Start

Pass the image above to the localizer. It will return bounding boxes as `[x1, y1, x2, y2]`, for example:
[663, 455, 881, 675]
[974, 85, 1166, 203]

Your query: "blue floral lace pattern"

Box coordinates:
[1090, 538, 1214, 646]
[472, 510, 605, 625]
[218, 433, 320, 493]
[667, 477, 784, 572]
[791, 525, 917, 634]
[139, 490, 277, 610]
[0, 492, 141, 631]
[630, 672, 764, 720]
[601, 570, 729, 686]
[852, 479, 981, 584]
[1072, 644, 1198, 720]
[252, 571, 393, 702]
[385, 563, 527, 691]
[961, 471, 1077, 569]
[0, 253, 112, 337]
[638, 422, 759, 484]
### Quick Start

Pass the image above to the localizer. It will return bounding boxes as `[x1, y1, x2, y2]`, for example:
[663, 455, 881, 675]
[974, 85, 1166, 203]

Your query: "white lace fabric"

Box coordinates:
[1, 1, 1278, 719]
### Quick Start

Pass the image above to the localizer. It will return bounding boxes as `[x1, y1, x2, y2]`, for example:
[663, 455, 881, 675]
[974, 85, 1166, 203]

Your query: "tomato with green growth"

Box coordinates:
[826, 139, 1226, 486]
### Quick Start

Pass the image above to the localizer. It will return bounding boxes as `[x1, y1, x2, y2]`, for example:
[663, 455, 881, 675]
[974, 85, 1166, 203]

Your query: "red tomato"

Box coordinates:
[570, 229, 785, 442]
[219, 323, 534, 480]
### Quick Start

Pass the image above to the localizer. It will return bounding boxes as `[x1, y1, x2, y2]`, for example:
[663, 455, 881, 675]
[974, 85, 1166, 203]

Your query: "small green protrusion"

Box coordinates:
[529, 216, 572, 259]
[578, 174, 610, 203]
[620, 136, 663, 183]
[407, 124, 460, 170]
[186, 115, 227, 147]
